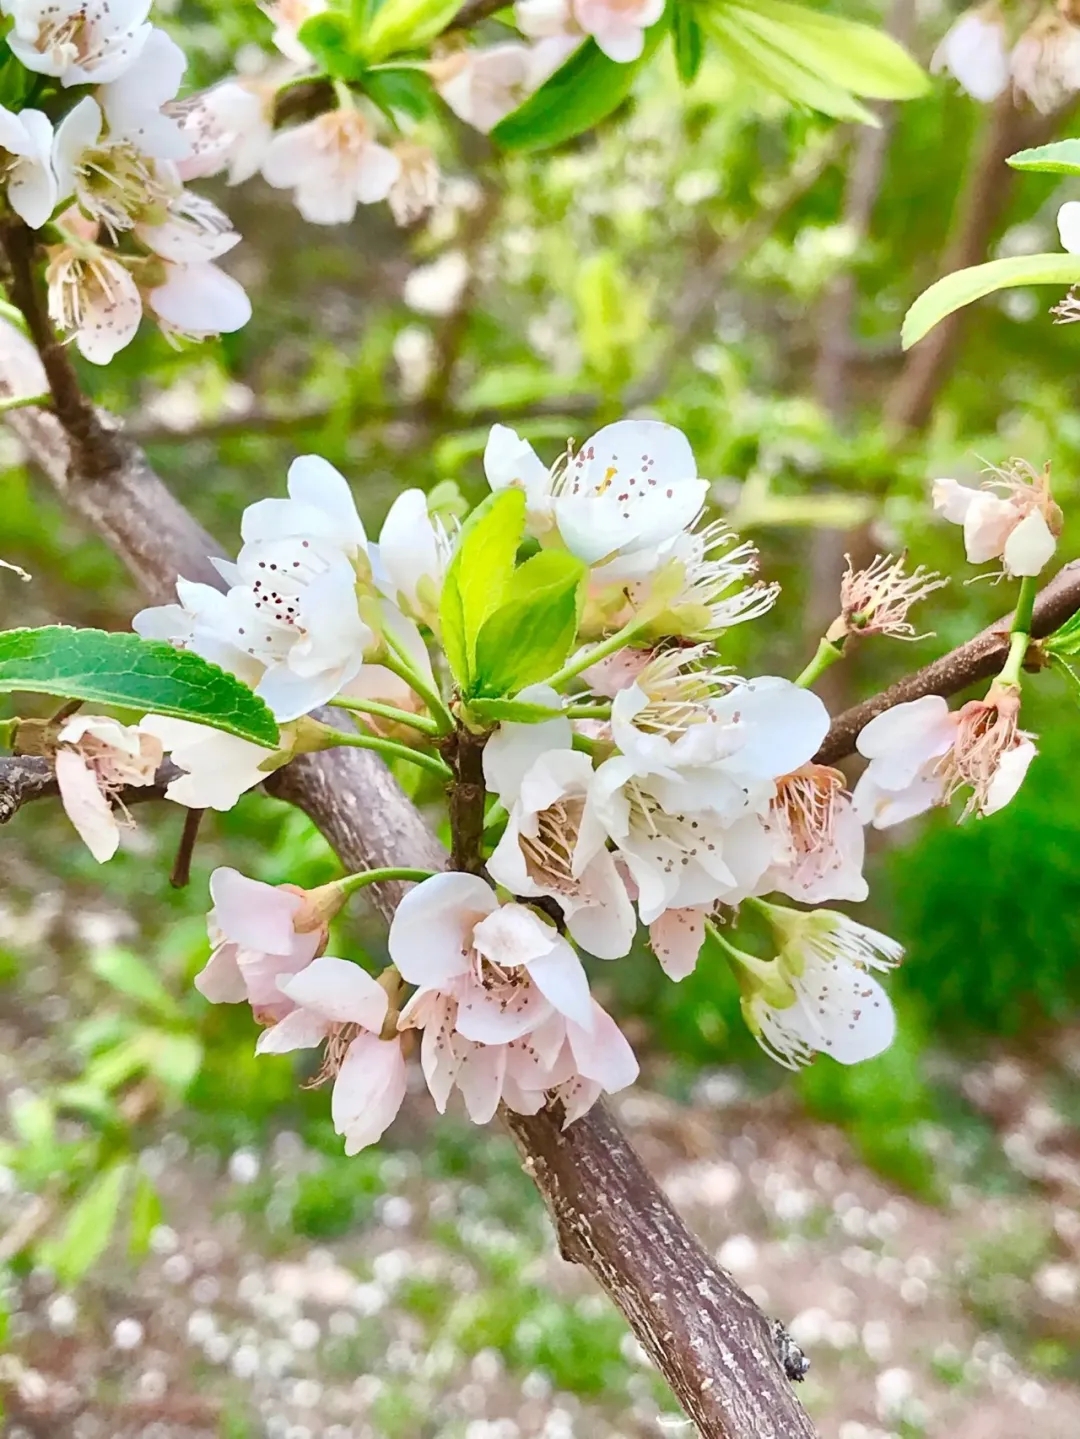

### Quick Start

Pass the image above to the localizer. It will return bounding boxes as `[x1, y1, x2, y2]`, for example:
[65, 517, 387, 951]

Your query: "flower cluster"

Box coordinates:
[0, 0, 251, 361]
[932, 1, 1080, 111]
[56, 418, 1058, 1155]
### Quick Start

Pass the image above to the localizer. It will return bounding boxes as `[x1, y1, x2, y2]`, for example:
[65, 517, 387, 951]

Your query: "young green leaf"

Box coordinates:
[1007, 139, 1080, 174]
[735, 0, 928, 100]
[673, 4, 705, 84]
[361, 65, 435, 121]
[90, 947, 181, 1023]
[128, 1172, 163, 1260]
[1044, 610, 1080, 655]
[901, 253, 1080, 349]
[491, 24, 665, 153]
[297, 12, 367, 78]
[362, 0, 463, 61]
[472, 550, 586, 698]
[0, 628, 279, 747]
[439, 489, 527, 688]
[44, 1162, 132, 1286]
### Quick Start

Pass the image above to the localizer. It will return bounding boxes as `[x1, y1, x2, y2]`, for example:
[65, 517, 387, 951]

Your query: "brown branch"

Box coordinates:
[0, 756, 179, 823]
[884, 96, 1073, 434]
[815, 558, 1080, 766]
[0, 328, 816, 1438]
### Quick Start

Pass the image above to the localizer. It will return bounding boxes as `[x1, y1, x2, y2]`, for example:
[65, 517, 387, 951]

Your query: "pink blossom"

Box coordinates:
[390, 873, 636, 1124]
[195, 867, 325, 1021]
[933, 461, 1061, 577]
[430, 45, 536, 133]
[262, 109, 401, 225]
[257, 956, 406, 1154]
[756, 764, 868, 904]
[54, 715, 162, 862]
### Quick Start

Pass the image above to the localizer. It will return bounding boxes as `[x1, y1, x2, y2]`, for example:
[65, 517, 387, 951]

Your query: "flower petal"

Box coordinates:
[388, 872, 498, 986]
[279, 955, 388, 1032]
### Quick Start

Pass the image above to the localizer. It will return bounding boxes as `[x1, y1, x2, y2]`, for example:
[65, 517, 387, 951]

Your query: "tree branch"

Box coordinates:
[0, 303, 817, 1438]
[815, 558, 1080, 765]
[0, 756, 178, 823]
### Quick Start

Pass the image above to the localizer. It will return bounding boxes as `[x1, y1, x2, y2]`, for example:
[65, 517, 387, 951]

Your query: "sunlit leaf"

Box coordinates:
[472, 550, 586, 697]
[362, 0, 462, 60]
[901, 253, 1080, 349]
[438, 489, 526, 688]
[1007, 139, 1080, 174]
[44, 1162, 131, 1286]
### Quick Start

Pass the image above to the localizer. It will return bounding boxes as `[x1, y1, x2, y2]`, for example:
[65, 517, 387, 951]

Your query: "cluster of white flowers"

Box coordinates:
[0, 0, 251, 361]
[933, 1, 1080, 111]
[54, 418, 1056, 1152]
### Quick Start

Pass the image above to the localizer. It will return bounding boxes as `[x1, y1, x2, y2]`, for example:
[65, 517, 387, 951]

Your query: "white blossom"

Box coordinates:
[931, 5, 1010, 101]
[262, 110, 401, 226]
[0, 105, 58, 228]
[2, 0, 153, 87]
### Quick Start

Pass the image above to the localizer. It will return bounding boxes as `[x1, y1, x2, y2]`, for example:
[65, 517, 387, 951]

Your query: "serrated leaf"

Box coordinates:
[439, 489, 526, 688]
[673, 4, 704, 84]
[491, 24, 664, 153]
[1007, 139, 1080, 174]
[901, 253, 1080, 349]
[44, 1162, 131, 1286]
[91, 948, 180, 1022]
[472, 550, 586, 698]
[0, 628, 279, 747]
[129, 1173, 163, 1260]
[731, 0, 928, 100]
[362, 0, 462, 60]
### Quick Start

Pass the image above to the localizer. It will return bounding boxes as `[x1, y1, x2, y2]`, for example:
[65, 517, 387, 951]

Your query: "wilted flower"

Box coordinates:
[1010, 10, 1080, 113]
[387, 142, 440, 226]
[933, 460, 1061, 577]
[757, 764, 867, 904]
[853, 688, 1035, 825]
[835, 553, 946, 641]
[931, 3, 1010, 101]
[138, 715, 282, 810]
[54, 715, 162, 862]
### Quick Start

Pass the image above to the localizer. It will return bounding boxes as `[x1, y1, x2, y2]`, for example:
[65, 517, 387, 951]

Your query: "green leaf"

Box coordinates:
[472, 550, 586, 698]
[1007, 139, 1080, 174]
[439, 489, 526, 688]
[706, 8, 875, 122]
[297, 12, 367, 78]
[91, 948, 180, 1023]
[145, 1033, 203, 1096]
[491, 24, 665, 153]
[44, 1162, 131, 1286]
[0, 628, 279, 747]
[673, 4, 704, 84]
[901, 253, 1080, 349]
[129, 1173, 163, 1260]
[1045, 610, 1080, 655]
[362, 0, 462, 60]
[730, 0, 928, 100]
[10, 1093, 55, 1151]
[360, 65, 435, 120]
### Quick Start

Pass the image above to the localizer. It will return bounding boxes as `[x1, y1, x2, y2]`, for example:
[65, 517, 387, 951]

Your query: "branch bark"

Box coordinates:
[0, 317, 817, 1437]
[0, 755, 178, 823]
[815, 558, 1080, 765]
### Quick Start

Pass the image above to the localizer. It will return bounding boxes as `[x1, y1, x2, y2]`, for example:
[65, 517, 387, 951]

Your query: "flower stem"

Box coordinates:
[381, 632, 455, 734]
[338, 866, 436, 898]
[0, 391, 49, 414]
[329, 694, 441, 736]
[564, 702, 612, 720]
[543, 619, 648, 692]
[794, 636, 845, 689]
[332, 79, 356, 109]
[321, 725, 453, 781]
[998, 575, 1039, 688]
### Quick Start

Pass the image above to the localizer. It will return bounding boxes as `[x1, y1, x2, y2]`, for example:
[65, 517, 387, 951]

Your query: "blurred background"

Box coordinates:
[3, 0, 1080, 1434]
